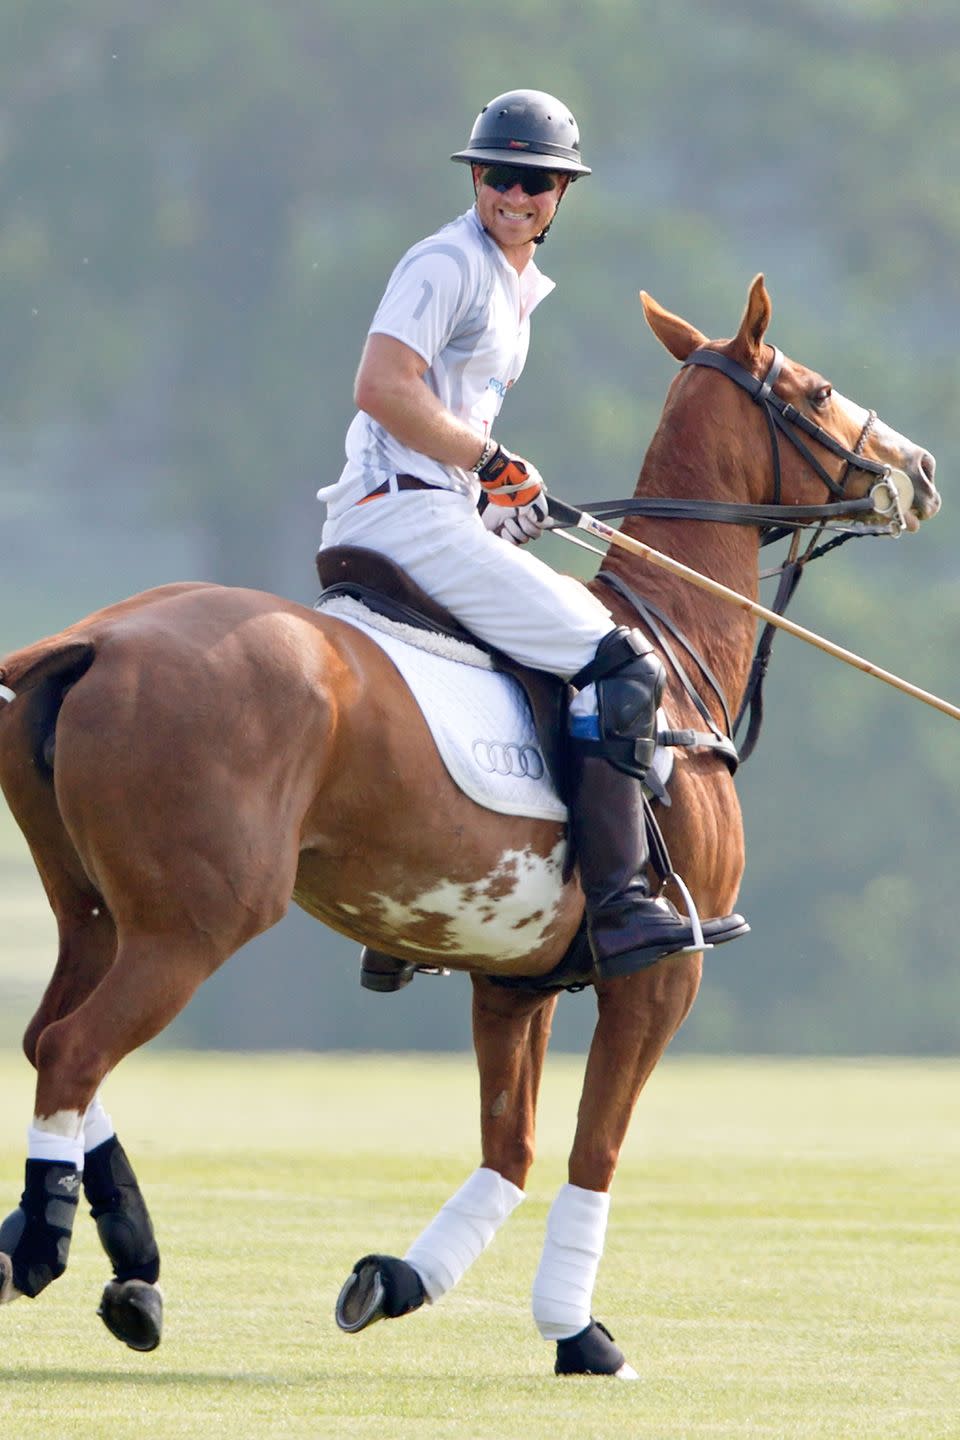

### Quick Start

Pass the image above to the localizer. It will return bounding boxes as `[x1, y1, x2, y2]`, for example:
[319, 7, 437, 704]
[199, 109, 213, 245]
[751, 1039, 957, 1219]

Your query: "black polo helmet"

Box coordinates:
[451, 89, 591, 179]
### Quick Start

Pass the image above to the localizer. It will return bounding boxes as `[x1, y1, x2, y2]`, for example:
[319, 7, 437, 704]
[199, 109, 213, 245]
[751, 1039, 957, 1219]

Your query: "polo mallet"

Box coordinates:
[546, 495, 960, 724]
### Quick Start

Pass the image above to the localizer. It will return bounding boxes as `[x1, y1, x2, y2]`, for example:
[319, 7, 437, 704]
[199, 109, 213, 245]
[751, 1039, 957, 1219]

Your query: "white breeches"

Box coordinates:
[320, 488, 614, 681]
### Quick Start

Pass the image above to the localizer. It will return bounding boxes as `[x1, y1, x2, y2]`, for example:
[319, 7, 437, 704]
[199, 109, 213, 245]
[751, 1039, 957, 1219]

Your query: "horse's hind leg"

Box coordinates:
[31, 909, 163, 1349]
[1, 635, 301, 1342]
[336, 978, 557, 1334]
[83, 1105, 164, 1350]
[5, 810, 163, 1345]
[0, 926, 232, 1335]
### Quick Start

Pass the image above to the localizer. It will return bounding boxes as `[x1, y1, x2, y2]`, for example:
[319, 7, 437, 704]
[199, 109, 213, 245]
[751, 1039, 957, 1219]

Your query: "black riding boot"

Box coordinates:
[568, 626, 748, 978]
[568, 749, 748, 977]
[360, 948, 417, 992]
[359, 948, 450, 993]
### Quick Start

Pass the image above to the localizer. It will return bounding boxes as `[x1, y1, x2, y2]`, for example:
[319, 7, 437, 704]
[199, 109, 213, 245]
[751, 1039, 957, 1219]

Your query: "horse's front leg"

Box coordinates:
[336, 977, 557, 1333]
[533, 955, 702, 1379]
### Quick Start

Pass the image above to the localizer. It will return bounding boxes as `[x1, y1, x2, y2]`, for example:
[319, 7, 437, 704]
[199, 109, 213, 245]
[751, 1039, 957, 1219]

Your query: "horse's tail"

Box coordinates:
[0, 639, 97, 777]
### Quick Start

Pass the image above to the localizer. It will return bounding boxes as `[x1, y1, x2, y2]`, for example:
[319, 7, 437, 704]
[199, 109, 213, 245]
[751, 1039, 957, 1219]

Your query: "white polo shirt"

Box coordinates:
[318, 206, 556, 519]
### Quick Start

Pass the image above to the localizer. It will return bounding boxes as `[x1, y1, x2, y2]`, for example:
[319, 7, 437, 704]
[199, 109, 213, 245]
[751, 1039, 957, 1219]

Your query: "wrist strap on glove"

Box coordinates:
[475, 443, 542, 507]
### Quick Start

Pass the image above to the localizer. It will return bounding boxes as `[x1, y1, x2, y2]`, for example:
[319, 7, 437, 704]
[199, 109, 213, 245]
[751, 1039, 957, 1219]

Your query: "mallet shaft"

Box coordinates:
[548, 496, 960, 724]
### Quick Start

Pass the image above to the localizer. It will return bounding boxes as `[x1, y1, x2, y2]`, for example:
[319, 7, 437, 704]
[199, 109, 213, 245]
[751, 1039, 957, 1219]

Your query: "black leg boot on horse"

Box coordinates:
[84, 1135, 163, 1351]
[0, 1159, 81, 1301]
[569, 629, 748, 975]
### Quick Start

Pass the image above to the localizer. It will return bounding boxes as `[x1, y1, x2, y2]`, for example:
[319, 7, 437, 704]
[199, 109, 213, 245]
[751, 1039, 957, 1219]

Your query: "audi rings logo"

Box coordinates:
[472, 739, 545, 780]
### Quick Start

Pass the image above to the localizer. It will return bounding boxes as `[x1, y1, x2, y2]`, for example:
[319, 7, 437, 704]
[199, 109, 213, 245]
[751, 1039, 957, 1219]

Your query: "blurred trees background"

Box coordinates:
[1, 0, 957, 1054]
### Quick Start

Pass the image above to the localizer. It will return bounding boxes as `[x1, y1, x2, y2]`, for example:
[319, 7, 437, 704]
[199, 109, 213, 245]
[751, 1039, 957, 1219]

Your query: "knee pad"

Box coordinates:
[570, 628, 665, 775]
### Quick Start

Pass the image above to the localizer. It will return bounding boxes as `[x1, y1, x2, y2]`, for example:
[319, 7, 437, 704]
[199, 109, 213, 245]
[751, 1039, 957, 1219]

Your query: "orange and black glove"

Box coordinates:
[474, 442, 545, 508]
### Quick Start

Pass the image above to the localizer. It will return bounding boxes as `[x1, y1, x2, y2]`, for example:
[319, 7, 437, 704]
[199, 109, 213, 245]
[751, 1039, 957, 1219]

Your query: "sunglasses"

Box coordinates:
[480, 164, 558, 197]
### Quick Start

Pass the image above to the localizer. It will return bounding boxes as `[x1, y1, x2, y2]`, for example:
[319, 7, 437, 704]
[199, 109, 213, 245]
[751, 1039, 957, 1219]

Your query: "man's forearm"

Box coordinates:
[356, 371, 486, 471]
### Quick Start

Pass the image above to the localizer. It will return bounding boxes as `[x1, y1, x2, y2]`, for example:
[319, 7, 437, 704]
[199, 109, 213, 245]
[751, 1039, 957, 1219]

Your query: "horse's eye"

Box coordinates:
[812, 384, 832, 409]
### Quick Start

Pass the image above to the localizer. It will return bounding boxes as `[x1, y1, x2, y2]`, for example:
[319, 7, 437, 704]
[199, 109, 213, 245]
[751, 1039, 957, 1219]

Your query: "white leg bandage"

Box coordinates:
[27, 1116, 84, 1171]
[83, 1096, 116, 1152]
[532, 1183, 611, 1340]
[404, 1166, 525, 1302]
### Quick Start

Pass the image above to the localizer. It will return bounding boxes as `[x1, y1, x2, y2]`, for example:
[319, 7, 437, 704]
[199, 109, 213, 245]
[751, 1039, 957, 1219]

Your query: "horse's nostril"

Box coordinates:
[916, 452, 941, 516]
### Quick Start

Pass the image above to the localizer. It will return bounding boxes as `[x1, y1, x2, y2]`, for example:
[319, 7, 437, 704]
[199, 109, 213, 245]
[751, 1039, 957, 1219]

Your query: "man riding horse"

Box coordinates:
[317, 88, 746, 995]
[319, 93, 748, 1359]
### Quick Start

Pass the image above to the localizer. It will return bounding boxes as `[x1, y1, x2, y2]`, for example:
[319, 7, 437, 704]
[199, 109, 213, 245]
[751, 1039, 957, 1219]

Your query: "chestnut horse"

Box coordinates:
[0, 277, 939, 1376]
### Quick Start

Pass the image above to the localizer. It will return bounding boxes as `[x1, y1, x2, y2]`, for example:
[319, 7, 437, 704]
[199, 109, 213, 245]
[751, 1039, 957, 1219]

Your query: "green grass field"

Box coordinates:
[0, 1053, 956, 1439]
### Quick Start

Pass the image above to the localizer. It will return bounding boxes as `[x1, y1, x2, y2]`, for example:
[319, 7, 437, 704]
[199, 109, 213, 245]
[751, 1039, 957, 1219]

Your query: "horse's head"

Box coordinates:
[640, 275, 940, 534]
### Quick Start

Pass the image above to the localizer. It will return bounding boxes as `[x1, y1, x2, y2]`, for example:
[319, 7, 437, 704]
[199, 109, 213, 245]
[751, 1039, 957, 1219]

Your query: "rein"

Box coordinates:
[584, 347, 904, 540]
[568, 345, 908, 764]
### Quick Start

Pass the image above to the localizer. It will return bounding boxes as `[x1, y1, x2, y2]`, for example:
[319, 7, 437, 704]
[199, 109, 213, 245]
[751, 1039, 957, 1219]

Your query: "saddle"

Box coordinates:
[313, 545, 664, 995]
[315, 546, 570, 804]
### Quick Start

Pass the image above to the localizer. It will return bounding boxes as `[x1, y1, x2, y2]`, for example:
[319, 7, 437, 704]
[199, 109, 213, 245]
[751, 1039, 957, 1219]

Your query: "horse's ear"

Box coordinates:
[640, 291, 708, 361]
[732, 274, 772, 359]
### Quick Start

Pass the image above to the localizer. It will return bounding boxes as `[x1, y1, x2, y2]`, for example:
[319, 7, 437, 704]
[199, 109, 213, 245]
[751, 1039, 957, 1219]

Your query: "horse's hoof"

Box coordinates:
[98, 1278, 163, 1351]
[335, 1253, 426, 1333]
[0, 1253, 23, 1306]
[554, 1319, 639, 1379]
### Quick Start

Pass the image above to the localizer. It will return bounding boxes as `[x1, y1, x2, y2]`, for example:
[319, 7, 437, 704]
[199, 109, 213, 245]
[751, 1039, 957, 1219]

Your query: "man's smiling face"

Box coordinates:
[472, 164, 569, 265]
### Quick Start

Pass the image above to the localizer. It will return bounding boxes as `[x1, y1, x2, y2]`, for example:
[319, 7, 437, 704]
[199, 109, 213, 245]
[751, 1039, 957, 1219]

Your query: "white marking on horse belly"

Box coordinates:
[367, 841, 567, 962]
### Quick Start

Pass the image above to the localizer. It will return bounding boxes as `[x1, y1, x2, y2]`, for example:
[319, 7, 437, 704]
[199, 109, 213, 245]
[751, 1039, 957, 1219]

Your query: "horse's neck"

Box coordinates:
[593, 435, 761, 727]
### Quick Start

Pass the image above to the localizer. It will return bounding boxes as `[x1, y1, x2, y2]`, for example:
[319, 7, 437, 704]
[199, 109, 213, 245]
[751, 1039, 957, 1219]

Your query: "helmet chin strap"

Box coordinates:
[534, 186, 566, 245]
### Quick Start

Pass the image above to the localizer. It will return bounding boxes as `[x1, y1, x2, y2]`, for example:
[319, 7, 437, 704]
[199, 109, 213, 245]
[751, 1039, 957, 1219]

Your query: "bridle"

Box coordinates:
[575, 344, 914, 764]
[583, 345, 908, 543]
[681, 345, 906, 540]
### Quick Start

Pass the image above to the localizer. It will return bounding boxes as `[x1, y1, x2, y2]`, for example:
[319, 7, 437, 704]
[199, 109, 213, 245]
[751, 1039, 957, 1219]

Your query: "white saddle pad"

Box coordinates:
[318, 596, 672, 823]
